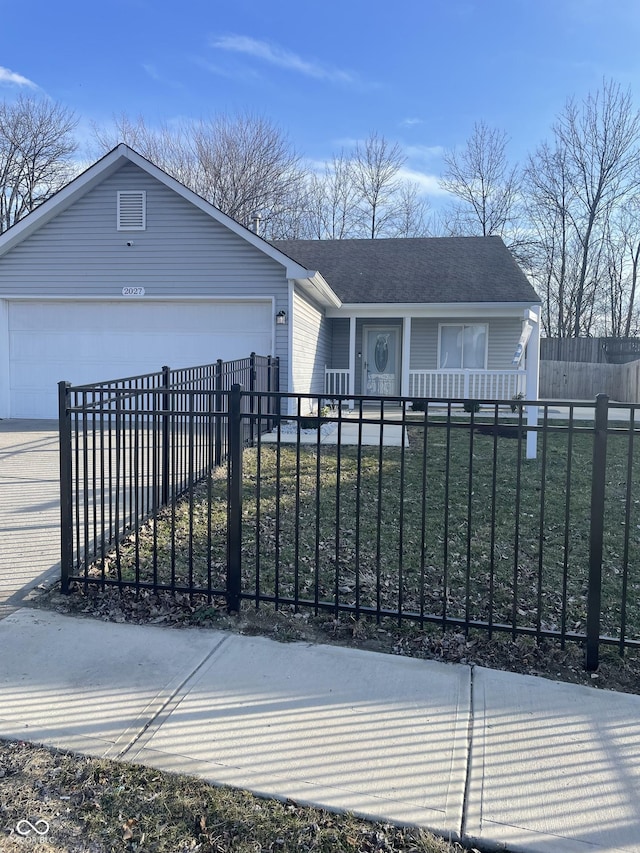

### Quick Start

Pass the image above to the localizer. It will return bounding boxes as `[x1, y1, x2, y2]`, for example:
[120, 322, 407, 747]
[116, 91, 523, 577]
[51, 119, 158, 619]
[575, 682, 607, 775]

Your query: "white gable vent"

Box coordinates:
[117, 191, 146, 230]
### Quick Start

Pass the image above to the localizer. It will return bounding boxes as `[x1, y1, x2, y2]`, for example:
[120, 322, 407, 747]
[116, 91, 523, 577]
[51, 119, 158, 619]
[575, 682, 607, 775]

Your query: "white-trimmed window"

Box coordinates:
[117, 191, 146, 230]
[438, 323, 487, 369]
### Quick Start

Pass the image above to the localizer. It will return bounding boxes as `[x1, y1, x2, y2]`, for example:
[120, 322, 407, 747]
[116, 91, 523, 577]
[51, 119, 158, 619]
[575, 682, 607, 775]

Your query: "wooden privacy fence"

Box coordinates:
[540, 359, 640, 402]
[541, 337, 640, 364]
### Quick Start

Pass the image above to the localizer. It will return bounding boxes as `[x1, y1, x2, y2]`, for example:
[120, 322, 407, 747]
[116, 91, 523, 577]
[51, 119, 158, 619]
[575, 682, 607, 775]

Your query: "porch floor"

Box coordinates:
[261, 417, 408, 447]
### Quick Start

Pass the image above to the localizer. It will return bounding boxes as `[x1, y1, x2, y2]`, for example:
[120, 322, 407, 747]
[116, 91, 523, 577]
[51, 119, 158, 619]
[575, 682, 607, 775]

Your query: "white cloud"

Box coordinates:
[210, 35, 356, 85]
[401, 117, 424, 128]
[398, 166, 449, 197]
[404, 144, 445, 161]
[0, 66, 37, 88]
[193, 56, 261, 84]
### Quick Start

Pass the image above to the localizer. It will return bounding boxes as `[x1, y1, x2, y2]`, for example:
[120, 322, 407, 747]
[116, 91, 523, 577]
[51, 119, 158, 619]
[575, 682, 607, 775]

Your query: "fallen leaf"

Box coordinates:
[122, 818, 137, 841]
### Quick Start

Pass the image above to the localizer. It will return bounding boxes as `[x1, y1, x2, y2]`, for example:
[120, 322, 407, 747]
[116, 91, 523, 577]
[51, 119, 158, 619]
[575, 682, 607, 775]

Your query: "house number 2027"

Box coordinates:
[121, 287, 145, 296]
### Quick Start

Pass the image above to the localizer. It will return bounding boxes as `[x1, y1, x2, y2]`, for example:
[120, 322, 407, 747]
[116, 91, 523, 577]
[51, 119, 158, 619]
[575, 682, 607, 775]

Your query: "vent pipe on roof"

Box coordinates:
[251, 213, 261, 236]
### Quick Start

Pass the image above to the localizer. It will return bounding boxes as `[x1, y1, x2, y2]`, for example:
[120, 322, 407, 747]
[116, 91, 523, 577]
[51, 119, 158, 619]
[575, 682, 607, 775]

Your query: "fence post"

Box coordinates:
[273, 357, 280, 422]
[266, 355, 273, 430]
[58, 381, 73, 594]
[214, 359, 223, 466]
[161, 365, 170, 506]
[227, 383, 243, 612]
[249, 352, 256, 445]
[586, 393, 608, 671]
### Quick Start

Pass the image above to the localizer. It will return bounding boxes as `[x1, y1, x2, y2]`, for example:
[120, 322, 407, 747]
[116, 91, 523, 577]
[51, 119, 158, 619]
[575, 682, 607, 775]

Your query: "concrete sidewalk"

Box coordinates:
[1, 610, 639, 852]
[0, 420, 61, 619]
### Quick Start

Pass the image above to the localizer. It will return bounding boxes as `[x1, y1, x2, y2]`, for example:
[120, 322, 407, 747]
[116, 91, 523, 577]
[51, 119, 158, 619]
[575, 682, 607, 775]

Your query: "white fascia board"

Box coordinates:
[325, 301, 541, 318]
[293, 272, 342, 308]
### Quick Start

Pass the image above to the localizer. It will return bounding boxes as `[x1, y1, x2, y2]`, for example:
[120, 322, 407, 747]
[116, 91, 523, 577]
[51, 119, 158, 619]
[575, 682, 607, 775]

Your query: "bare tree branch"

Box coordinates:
[440, 121, 521, 239]
[0, 96, 77, 232]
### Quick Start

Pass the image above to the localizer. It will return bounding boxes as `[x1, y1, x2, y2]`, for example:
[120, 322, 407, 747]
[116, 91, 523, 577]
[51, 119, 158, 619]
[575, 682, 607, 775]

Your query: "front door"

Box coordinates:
[363, 326, 401, 396]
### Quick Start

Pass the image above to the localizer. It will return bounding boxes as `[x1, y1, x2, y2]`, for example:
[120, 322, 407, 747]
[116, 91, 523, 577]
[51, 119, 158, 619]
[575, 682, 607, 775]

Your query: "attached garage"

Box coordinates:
[7, 300, 273, 419]
[0, 144, 338, 421]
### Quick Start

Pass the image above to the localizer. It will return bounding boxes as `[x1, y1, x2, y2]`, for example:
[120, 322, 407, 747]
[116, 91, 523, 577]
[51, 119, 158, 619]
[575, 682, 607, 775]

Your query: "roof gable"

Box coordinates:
[0, 144, 339, 305]
[273, 237, 540, 305]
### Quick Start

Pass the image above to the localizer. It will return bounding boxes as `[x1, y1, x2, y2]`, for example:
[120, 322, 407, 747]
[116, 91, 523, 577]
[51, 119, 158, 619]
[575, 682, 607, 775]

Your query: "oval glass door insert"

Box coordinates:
[374, 334, 389, 371]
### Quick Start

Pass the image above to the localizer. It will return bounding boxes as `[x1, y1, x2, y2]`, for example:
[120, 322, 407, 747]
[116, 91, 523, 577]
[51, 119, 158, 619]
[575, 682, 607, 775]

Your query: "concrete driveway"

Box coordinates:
[0, 419, 61, 618]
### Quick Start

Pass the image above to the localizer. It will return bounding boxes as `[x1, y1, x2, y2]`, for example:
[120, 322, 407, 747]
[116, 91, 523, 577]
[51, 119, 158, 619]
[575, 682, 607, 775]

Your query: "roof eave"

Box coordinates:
[326, 299, 541, 317]
[294, 271, 342, 308]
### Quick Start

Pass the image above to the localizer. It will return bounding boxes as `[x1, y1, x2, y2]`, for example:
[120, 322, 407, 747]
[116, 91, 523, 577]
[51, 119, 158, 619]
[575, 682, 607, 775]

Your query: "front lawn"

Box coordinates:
[102, 418, 640, 648]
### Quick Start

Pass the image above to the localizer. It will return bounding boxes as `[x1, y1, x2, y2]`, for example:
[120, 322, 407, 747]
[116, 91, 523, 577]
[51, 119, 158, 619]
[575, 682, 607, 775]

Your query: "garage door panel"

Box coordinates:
[8, 301, 273, 418]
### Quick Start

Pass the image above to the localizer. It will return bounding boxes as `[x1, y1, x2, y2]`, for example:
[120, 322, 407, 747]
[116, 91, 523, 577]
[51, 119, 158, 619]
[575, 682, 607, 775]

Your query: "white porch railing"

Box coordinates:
[325, 368, 350, 396]
[408, 370, 526, 400]
[326, 368, 527, 400]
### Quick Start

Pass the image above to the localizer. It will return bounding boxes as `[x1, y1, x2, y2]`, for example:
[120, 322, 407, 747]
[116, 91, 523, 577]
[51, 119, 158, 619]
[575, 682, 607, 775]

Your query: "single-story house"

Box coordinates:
[0, 143, 540, 425]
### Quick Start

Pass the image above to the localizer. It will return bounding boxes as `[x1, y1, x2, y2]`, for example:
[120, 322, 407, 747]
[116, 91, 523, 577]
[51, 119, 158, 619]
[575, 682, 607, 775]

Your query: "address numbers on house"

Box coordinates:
[122, 287, 145, 296]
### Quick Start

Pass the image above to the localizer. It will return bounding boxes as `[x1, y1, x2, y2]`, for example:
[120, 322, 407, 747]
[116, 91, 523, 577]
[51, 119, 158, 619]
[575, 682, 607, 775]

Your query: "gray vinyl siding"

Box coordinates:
[486, 317, 524, 368]
[0, 161, 292, 388]
[411, 317, 523, 369]
[328, 318, 350, 368]
[410, 319, 438, 369]
[292, 287, 330, 396]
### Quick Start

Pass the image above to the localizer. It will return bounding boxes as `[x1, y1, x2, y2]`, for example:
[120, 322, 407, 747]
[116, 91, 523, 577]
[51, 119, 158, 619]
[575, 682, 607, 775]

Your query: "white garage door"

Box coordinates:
[9, 300, 273, 419]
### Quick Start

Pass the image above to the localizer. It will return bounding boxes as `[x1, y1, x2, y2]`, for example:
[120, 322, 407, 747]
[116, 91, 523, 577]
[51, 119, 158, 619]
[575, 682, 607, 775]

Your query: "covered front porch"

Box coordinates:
[323, 306, 541, 457]
[324, 307, 540, 401]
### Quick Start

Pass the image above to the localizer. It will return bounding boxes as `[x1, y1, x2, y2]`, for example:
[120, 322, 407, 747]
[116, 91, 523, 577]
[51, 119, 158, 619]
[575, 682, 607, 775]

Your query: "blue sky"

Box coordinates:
[3, 0, 640, 200]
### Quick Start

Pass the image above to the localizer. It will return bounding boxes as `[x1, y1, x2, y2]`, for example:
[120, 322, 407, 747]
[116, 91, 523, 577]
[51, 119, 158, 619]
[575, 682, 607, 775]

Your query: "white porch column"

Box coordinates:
[348, 315, 356, 410]
[0, 300, 9, 419]
[286, 281, 296, 416]
[526, 305, 541, 460]
[401, 316, 411, 398]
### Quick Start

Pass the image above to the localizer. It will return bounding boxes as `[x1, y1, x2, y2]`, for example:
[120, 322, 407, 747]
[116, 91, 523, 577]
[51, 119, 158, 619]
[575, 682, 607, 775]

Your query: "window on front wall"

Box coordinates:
[439, 324, 487, 369]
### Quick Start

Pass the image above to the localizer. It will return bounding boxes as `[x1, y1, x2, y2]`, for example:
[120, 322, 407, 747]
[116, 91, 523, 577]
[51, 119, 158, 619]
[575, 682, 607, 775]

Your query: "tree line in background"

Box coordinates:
[2, 79, 640, 338]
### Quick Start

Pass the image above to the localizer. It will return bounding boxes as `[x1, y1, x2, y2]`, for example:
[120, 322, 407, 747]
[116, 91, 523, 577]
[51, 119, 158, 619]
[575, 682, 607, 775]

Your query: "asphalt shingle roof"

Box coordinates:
[271, 236, 539, 305]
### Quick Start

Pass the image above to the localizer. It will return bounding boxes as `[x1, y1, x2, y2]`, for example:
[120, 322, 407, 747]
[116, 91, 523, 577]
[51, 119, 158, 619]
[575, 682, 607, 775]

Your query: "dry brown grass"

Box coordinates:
[0, 739, 474, 852]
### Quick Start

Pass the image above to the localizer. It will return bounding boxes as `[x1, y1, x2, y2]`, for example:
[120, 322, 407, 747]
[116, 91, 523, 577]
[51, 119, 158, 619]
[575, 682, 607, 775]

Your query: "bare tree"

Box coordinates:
[92, 113, 197, 187]
[350, 132, 406, 238]
[93, 112, 308, 238]
[305, 152, 362, 239]
[189, 113, 307, 235]
[620, 203, 640, 337]
[600, 200, 640, 337]
[393, 181, 431, 237]
[0, 96, 78, 232]
[553, 80, 640, 336]
[525, 141, 579, 336]
[440, 121, 521, 240]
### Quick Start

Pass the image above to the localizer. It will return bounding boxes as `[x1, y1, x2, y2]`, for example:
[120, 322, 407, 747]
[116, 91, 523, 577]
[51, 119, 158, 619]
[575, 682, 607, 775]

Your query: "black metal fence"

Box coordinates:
[59, 355, 279, 599]
[60, 385, 640, 670]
